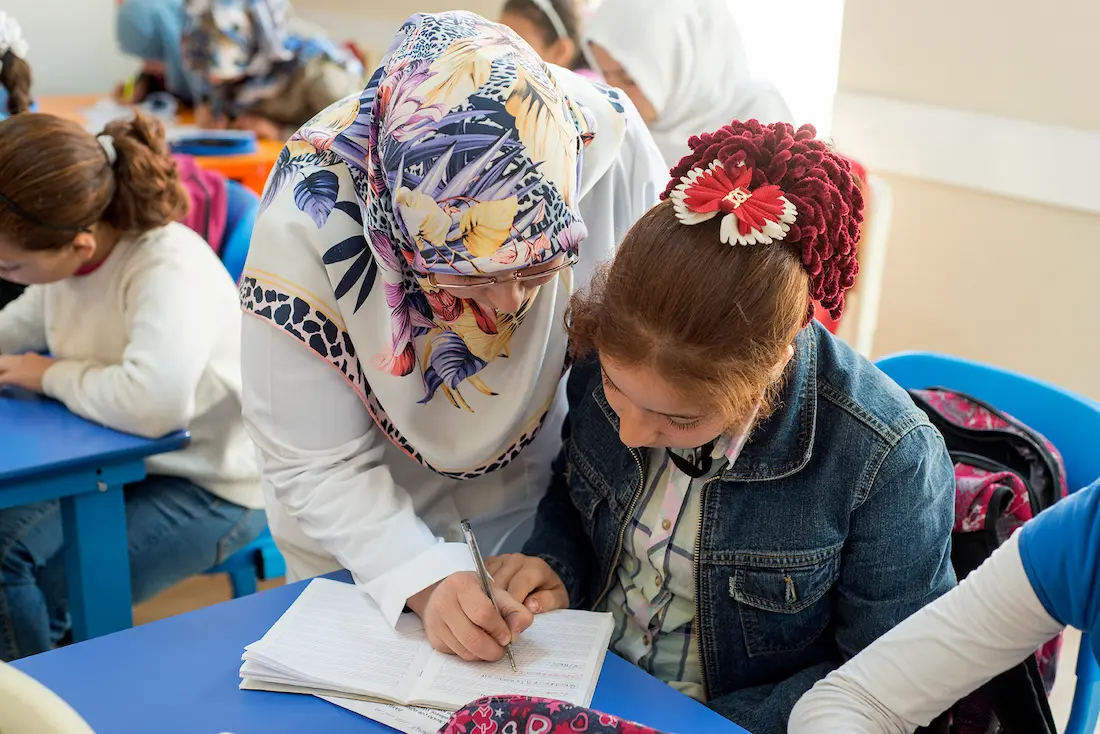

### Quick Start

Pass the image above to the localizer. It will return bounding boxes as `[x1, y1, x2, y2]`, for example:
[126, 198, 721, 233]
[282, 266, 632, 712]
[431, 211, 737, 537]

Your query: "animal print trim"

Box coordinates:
[240, 275, 552, 480]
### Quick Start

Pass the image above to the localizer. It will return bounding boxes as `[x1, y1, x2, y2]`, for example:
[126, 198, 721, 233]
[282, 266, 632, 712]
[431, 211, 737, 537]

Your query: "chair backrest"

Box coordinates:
[221, 179, 259, 284]
[876, 351, 1100, 493]
[0, 662, 94, 734]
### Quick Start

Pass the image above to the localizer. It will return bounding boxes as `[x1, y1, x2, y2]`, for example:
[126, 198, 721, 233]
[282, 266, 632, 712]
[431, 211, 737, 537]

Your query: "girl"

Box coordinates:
[789, 479, 1100, 733]
[181, 0, 365, 139]
[240, 11, 666, 662]
[0, 112, 265, 660]
[499, 0, 598, 77]
[586, 0, 792, 166]
[480, 120, 957, 734]
[115, 0, 200, 105]
[0, 12, 31, 119]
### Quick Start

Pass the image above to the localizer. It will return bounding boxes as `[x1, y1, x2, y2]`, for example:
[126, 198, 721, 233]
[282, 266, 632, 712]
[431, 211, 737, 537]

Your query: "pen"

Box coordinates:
[460, 519, 518, 673]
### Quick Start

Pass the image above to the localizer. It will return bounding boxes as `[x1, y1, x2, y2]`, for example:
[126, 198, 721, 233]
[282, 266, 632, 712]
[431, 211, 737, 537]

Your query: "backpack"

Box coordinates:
[909, 388, 1069, 734]
[440, 696, 667, 734]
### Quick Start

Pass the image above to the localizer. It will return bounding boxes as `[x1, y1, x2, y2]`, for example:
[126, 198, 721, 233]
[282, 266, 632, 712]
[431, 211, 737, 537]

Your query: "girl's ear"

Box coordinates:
[69, 231, 98, 264]
[546, 37, 578, 68]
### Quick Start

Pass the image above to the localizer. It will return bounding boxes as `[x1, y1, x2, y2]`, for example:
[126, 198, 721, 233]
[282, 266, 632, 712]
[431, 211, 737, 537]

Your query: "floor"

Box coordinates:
[136, 574, 1090, 733]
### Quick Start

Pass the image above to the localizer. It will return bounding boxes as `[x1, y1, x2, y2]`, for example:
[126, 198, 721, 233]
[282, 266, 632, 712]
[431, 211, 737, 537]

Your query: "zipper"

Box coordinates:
[950, 450, 1018, 476]
[592, 447, 646, 609]
[693, 474, 722, 701]
[911, 389, 1063, 509]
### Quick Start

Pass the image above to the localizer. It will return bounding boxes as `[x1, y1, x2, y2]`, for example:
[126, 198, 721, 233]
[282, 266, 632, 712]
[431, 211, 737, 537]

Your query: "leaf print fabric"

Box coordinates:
[257, 11, 593, 410]
[242, 11, 632, 478]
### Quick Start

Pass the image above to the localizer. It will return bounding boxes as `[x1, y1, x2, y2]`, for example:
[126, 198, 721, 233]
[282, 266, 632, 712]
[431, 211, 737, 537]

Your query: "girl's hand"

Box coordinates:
[486, 554, 569, 614]
[407, 571, 533, 662]
[0, 353, 54, 393]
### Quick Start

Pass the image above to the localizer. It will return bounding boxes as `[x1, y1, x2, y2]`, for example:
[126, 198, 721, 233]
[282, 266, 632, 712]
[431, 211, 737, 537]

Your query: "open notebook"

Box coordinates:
[240, 578, 615, 711]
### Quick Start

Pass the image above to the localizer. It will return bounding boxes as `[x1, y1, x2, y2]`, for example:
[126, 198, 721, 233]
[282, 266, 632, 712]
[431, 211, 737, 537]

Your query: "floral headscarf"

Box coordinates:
[242, 11, 627, 477]
[182, 0, 362, 116]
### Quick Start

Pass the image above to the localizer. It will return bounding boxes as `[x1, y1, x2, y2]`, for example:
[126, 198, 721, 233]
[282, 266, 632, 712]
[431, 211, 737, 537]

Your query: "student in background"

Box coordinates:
[240, 10, 666, 657]
[0, 13, 31, 310]
[181, 0, 364, 140]
[473, 120, 956, 733]
[0, 112, 265, 660]
[587, 0, 792, 167]
[115, 0, 200, 106]
[0, 12, 31, 119]
[790, 480, 1100, 733]
[499, 0, 598, 77]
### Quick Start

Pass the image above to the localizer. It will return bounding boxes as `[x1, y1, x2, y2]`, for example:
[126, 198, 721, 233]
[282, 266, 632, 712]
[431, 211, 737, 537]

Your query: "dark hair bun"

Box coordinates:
[662, 119, 864, 320]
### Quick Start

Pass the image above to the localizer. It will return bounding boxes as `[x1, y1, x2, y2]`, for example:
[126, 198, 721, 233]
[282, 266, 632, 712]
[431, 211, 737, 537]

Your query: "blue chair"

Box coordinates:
[202, 184, 279, 597]
[204, 527, 286, 598]
[876, 351, 1100, 734]
[221, 180, 259, 284]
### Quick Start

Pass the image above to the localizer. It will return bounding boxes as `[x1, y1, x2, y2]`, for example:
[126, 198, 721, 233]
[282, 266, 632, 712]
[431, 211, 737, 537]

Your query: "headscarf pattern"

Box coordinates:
[241, 11, 627, 477]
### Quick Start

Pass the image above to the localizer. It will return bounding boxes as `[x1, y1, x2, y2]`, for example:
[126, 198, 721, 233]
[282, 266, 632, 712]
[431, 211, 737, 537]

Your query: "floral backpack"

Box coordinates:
[909, 388, 1068, 734]
[439, 697, 668, 734]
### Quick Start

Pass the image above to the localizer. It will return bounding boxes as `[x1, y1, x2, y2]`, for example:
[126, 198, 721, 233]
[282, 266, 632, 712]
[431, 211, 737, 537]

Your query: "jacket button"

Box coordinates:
[661, 518, 672, 531]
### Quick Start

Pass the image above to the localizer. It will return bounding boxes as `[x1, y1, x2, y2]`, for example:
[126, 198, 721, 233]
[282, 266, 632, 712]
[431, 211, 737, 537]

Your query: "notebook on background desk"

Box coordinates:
[240, 578, 615, 728]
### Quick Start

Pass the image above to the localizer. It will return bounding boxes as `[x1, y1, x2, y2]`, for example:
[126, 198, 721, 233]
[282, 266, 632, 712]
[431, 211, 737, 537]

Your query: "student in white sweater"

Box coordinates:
[0, 111, 265, 660]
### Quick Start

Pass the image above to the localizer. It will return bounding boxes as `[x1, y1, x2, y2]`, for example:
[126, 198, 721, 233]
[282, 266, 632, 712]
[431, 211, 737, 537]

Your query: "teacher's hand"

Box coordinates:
[486, 554, 569, 614]
[407, 571, 533, 662]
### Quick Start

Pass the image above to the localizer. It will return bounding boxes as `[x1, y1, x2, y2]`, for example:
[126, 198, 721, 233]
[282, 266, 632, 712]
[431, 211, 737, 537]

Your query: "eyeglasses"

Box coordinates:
[426, 253, 577, 293]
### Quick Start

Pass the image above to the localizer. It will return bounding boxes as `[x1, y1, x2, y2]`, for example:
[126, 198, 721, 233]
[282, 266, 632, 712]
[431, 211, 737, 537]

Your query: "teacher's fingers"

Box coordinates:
[432, 623, 477, 663]
[492, 588, 534, 638]
[454, 579, 509, 660]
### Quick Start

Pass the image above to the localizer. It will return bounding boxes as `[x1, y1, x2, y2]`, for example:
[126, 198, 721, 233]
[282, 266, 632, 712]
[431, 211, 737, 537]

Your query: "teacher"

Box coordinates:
[240, 12, 665, 661]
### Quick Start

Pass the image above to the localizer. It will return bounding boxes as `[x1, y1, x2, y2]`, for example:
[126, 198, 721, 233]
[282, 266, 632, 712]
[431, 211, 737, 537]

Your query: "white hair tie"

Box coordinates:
[96, 134, 117, 167]
[0, 12, 29, 73]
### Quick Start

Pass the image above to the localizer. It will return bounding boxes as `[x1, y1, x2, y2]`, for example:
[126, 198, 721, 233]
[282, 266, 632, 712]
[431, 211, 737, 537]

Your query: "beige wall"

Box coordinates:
[297, 0, 505, 59]
[838, 0, 1100, 400]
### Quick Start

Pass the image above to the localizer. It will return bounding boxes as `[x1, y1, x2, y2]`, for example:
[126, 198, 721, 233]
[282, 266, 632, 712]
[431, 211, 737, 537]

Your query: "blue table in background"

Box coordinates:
[14, 573, 749, 734]
[0, 389, 188, 641]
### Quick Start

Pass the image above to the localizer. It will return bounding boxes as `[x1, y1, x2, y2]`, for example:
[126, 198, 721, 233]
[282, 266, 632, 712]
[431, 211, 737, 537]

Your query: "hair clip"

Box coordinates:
[669, 160, 797, 246]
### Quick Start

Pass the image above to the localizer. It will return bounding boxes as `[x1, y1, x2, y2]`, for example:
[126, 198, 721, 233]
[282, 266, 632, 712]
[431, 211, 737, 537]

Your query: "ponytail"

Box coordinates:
[0, 112, 189, 250]
[100, 113, 189, 233]
[0, 49, 30, 116]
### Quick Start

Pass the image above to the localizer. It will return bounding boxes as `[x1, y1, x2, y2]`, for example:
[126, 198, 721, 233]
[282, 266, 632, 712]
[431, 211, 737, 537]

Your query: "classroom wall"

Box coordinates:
[296, 0, 505, 59]
[8, 0, 135, 95]
[833, 0, 1100, 400]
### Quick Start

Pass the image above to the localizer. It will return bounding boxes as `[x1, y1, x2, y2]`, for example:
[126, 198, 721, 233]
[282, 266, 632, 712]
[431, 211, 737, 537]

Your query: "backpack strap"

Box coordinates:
[983, 656, 1057, 734]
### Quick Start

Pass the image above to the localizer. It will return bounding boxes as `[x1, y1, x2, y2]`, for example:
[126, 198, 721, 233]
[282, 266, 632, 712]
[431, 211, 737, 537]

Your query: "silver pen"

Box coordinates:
[460, 519, 518, 673]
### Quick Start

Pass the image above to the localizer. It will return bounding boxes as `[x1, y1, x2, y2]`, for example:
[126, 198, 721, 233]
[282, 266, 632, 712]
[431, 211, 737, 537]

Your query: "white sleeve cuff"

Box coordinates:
[360, 541, 477, 628]
[40, 359, 82, 405]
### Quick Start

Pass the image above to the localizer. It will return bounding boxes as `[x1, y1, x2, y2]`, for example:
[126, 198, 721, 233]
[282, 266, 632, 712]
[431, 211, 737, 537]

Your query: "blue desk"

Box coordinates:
[0, 389, 188, 641]
[14, 574, 748, 734]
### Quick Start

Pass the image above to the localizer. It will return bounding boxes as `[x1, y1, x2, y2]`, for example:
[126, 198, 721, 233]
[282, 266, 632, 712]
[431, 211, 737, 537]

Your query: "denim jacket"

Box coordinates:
[523, 323, 957, 734]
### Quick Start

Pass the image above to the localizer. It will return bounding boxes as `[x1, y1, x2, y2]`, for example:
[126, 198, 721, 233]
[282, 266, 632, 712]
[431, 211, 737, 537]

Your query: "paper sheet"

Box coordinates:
[243, 578, 432, 703]
[410, 609, 614, 709]
[321, 697, 452, 734]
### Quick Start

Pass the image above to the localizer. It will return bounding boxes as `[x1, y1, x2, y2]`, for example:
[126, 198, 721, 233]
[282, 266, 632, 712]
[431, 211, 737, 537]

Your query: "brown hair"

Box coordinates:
[502, 0, 587, 69]
[0, 49, 31, 116]
[569, 120, 864, 429]
[570, 201, 809, 427]
[0, 111, 189, 251]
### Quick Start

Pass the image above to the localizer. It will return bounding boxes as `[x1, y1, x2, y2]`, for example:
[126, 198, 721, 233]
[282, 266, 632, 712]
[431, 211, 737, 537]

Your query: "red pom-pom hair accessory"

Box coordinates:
[670, 160, 798, 246]
[660, 119, 864, 322]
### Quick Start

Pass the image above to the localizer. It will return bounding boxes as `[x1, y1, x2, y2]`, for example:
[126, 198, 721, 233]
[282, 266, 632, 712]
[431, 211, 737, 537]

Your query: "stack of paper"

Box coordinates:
[240, 578, 615, 726]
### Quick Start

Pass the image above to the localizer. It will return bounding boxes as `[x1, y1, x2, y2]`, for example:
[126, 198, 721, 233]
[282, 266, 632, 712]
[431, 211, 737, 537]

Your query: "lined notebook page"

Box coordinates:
[321, 697, 452, 734]
[409, 609, 615, 709]
[245, 578, 433, 703]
